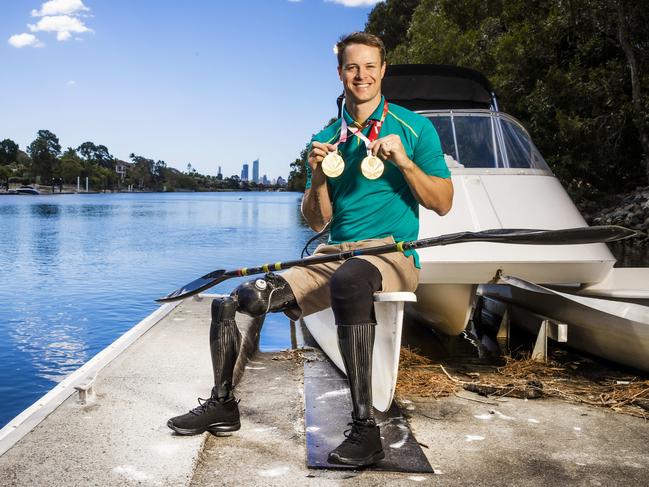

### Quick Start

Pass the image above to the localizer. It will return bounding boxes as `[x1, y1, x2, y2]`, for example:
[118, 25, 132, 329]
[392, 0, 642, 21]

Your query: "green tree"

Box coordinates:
[128, 153, 155, 189]
[0, 139, 19, 165]
[154, 160, 167, 186]
[365, 0, 421, 53]
[60, 148, 84, 184]
[77, 141, 115, 169]
[287, 145, 308, 192]
[0, 165, 11, 190]
[90, 166, 117, 192]
[27, 130, 61, 182]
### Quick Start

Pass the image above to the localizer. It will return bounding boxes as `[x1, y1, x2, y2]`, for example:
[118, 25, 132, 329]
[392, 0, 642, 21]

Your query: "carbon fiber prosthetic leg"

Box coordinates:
[209, 297, 241, 400]
[328, 259, 384, 466]
[167, 274, 297, 436]
[337, 323, 376, 420]
[330, 259, 383, 420]
[210, 273, 297, 398]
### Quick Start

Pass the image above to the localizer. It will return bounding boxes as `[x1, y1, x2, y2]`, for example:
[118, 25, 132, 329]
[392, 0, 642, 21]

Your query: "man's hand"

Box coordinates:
[370, 134, 453, 215]
[308, 141, 337, 186]
[369, 134, 412, 170]
[302, 141, 335, 231]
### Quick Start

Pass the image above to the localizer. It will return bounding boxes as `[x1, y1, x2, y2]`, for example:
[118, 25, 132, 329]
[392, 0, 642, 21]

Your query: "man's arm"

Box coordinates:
[301, 141, 334, 231]
[369, 134, 454, 216]
[398, 163, 453, 215]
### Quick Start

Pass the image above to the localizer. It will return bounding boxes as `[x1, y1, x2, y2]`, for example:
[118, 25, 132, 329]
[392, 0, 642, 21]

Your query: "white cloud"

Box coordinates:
[66, 80, 76, 86]
[8, 33, 45, 48]
[31, 0, 90, 17]
[326, 0, 384, 6]
[28, 15, 93, 42]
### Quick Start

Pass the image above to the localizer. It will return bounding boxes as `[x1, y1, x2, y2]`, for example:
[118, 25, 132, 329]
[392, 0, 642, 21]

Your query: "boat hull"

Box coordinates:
[480, 275, 649, 372]
[408, 283, 476, 335]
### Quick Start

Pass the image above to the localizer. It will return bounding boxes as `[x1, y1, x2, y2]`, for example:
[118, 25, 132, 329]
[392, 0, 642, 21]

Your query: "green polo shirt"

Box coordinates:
[305, 96, 450, 267]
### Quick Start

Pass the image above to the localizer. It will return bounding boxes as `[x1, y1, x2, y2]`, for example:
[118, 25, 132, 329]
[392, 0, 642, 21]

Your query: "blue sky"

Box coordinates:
[2, 0, 383, 180]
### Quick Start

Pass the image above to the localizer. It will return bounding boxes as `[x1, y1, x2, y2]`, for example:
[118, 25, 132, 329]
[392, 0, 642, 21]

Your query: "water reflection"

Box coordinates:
[32, 225, 60, 264]
[30, 204, 60, 218]
[9, 301, 88, 382]
[0, 205, 19, 216]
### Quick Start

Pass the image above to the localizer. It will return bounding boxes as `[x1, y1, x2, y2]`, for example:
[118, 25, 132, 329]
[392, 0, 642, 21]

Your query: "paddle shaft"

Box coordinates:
[211, 226, 635, 279]
[157, 225, 636, 302]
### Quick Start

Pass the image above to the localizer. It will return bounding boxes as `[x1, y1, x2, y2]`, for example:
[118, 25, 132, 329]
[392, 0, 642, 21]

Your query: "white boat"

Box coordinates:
[15, 185, 40, 195]
[303, 64, 649, 410]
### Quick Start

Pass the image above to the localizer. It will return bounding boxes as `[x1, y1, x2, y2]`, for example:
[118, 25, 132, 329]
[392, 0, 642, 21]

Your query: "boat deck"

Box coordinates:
[1, 299, 649, 485]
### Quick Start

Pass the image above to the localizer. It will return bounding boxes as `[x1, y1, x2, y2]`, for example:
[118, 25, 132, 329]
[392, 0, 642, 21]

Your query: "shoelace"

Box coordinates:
[342, 422, 368, 446]
[190, 396, 218, 415]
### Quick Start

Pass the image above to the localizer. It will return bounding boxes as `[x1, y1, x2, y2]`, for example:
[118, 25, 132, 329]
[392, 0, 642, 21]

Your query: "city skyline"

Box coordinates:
[238, 158, 282, 184]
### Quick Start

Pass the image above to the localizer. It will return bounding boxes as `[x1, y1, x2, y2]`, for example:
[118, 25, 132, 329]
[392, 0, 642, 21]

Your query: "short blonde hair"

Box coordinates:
[335, 32, 386, 67]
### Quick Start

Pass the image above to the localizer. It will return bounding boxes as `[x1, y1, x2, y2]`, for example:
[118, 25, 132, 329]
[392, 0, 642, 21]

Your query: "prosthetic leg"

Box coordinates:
[326, 259, 385, 467]
[167, 273, 297, 435]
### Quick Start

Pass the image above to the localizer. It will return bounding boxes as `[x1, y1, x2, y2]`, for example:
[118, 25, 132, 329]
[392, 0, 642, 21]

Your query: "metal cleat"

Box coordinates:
[74, 373, 97, 405]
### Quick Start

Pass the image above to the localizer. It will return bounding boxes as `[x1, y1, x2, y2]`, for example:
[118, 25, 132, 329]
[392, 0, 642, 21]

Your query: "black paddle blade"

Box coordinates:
[491, 225, 637, 244]
[156, 270, 229, 303]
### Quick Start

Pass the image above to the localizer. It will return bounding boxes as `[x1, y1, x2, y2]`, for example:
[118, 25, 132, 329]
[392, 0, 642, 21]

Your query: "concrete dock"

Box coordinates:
[1, 298, 649, 486]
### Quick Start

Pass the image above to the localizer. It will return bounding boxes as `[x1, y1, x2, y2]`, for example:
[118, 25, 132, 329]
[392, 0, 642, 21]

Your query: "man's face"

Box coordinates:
[338, 43, 386, 105]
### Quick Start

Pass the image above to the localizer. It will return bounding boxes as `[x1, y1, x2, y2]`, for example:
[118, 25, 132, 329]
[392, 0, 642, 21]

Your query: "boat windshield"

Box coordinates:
[421, 110, 551, 171]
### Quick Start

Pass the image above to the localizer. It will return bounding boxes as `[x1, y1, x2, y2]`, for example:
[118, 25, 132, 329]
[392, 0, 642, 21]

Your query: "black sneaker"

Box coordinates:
[167, 388, 241, 435]
[327, 419, 385, 467]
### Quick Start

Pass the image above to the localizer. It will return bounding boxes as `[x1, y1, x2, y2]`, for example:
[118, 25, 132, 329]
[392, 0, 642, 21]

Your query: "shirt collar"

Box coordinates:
[342, 96, 386, 128]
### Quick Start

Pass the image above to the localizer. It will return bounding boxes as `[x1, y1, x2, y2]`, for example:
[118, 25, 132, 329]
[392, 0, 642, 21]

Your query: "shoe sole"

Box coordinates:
[167, 419, 241, 436]
[328, 449, 385, 467]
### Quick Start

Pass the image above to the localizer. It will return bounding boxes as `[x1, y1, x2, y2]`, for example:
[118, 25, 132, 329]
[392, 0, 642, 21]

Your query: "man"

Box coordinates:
[168, 32, 453, 467]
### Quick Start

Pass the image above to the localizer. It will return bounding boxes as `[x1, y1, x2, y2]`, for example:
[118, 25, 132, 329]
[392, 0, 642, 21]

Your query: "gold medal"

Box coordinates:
[360, 155, 384, 180]
[321, 152, 345, 178]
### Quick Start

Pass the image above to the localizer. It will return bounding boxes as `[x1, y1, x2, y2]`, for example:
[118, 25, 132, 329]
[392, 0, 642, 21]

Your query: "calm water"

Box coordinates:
[0, 192, 312, 428]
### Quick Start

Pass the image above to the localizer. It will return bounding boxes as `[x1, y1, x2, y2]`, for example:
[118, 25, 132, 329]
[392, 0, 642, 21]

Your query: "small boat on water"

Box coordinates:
[14, 185, 40, 195]
[303, 64, 649, 409]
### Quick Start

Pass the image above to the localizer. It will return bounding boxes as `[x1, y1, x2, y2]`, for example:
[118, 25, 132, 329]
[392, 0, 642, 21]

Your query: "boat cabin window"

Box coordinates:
[424, 111, 551, 171]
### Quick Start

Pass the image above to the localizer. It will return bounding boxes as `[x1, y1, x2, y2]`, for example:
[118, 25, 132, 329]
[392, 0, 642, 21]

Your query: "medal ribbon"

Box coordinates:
[337, 100, 389, 155]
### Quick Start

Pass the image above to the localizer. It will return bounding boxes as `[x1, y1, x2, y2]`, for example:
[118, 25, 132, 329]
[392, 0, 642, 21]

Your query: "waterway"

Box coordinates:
[0, 192, 312, 428]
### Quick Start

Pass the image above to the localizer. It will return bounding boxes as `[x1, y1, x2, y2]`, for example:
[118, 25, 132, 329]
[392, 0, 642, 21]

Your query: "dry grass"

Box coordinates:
[273, 348, 310, 365]
[396, 347, 459, 399]
[396, 347, 649, 418]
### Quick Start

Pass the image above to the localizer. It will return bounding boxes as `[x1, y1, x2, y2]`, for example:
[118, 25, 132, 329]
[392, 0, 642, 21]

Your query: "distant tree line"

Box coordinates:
[0, 130, 283, 192]
[364, 0, 648, 201]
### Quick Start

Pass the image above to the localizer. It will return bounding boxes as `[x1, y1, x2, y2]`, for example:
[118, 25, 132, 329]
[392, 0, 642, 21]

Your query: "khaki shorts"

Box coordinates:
[281, 236, 419, 318]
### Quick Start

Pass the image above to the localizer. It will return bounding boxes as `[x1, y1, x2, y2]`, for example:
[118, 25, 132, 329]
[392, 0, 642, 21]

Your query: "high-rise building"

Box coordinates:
[217, 165, 222, 180]
[241, 163, 249, 181]
[252, 159, 259, 184]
